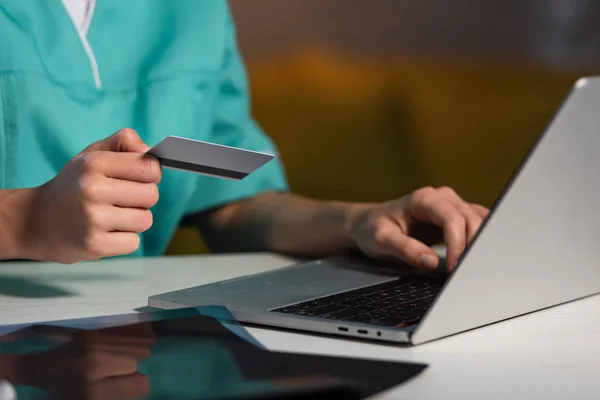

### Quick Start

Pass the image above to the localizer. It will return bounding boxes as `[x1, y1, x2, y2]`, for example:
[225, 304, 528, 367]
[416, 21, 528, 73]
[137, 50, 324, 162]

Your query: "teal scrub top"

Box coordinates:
[0, 0, 288, 257]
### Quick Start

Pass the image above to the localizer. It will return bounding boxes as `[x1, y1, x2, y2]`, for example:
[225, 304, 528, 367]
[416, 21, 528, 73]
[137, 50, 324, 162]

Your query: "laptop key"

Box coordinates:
[363, 292, 392, 302]
[335, 301, 359, 308]
[366, 309, 391, 318]
[379, 299, 402, 307]
[354, 303, 381, 312]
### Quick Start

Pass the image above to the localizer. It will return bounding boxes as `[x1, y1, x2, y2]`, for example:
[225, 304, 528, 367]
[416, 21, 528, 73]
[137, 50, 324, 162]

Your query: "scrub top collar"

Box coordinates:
[60, 0, 102, 88]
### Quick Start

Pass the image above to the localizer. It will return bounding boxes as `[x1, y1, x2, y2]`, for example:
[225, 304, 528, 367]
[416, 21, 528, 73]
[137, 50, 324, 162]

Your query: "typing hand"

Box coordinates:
[21, 129, 161, 263]
[347, 186, 489, 272]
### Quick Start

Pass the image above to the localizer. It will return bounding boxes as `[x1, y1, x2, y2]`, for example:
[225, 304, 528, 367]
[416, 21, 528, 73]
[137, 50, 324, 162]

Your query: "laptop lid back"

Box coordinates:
[412, 77, 600, 344]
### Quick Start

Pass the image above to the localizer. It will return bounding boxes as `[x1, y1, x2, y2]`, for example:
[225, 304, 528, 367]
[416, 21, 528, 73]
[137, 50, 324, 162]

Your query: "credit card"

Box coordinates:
[147, 136, 275, 180]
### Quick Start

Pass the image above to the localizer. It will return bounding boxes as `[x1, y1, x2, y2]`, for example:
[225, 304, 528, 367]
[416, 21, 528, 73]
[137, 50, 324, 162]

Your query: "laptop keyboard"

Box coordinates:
[271, 276, 444, 327]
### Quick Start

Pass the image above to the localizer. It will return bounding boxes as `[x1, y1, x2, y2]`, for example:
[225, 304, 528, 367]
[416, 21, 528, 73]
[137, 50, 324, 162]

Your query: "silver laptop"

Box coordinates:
[149, 76, 600, 345]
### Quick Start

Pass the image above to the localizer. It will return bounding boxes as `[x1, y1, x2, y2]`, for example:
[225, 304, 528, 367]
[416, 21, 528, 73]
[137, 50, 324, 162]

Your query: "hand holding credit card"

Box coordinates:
[147, 136, 274, 180]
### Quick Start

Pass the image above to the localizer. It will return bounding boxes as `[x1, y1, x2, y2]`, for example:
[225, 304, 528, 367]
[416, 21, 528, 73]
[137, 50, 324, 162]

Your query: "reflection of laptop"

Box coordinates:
[150, 77, 600, 345]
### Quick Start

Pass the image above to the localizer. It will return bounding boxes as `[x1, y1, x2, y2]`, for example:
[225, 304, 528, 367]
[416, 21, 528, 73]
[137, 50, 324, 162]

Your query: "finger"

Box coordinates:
[84, 129, 150, 154]
[86, 232, 140, 258]
[83, 177, 159, 209]
[470, 203, 490, 219]
[108, 129, 151, 153]
[372, 221, 440, 271]
[437, 188, 483, 242]
[85, 353, 140, 381]
[412, 196, 466, 271]
[92, 206, 153, 233]
[385, 235, 441, 272]
[78, 151, 161, 183]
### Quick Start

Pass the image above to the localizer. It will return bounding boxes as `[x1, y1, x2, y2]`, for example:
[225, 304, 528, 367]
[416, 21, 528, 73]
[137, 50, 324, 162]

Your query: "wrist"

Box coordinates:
[341, 202, 376, 251]
[0, 188, 38, 260]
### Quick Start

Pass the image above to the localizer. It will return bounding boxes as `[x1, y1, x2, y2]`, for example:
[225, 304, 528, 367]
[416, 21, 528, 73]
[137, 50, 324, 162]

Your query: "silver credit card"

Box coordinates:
[147, 136, 275, 180]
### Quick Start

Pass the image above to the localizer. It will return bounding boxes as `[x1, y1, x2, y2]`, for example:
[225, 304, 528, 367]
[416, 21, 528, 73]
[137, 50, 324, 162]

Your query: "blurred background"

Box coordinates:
[168, 0, 600, 254]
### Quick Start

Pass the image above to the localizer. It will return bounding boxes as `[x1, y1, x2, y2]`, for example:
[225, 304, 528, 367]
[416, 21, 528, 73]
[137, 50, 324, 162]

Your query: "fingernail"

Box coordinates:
[419, 254, 438, 270]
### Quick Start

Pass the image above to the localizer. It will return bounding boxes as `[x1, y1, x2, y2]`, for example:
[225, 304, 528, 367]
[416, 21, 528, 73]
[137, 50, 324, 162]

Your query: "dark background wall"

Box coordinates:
[168, 0, 600, 254]
[231, 0, 600, 70]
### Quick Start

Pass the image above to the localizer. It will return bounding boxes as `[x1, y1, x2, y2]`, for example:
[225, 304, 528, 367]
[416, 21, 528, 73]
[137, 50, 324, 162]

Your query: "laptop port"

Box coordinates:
[338, 327, 349, 332]
[357, 329, 368, 334]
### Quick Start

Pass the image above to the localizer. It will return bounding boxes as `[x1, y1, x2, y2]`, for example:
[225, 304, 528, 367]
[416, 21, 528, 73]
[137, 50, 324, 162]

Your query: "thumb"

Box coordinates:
[391, 234, 441, 272]
[370, 220, 441, 272]
[83, 128, 150, 154]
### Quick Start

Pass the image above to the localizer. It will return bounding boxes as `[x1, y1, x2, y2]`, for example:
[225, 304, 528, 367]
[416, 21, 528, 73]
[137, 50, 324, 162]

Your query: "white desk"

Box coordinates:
[0, 254, 598, 399]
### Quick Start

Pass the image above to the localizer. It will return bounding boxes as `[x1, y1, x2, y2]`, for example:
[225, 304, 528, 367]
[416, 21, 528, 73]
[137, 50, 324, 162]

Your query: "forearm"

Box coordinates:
[198, 192, 374, 257]
[0, 189, 33, 260]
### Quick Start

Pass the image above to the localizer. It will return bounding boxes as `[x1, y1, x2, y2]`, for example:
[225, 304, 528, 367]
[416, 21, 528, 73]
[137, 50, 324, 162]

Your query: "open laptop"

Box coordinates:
[149, 76, 600, 345]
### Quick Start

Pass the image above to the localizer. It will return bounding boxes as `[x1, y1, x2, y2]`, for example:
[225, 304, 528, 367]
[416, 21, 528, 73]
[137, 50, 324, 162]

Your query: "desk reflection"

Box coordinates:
[0, 316, 276, 399]
[0, 310, 421, 399]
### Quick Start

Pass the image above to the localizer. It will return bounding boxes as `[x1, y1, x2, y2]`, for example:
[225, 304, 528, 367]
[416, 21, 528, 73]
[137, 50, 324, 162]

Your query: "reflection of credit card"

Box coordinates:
[147, 136, 275, 180]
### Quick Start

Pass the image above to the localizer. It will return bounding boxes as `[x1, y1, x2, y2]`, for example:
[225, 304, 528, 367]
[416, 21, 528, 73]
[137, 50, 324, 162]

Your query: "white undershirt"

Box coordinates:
[62, 0, 94, 35]
[60, 0, 102, 88]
